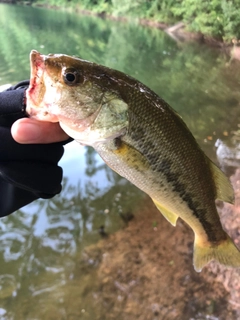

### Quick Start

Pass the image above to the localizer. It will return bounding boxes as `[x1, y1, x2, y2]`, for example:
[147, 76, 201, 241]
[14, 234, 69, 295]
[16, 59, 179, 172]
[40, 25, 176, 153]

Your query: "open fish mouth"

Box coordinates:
[26, 50, 106, 129]
[27, 50, 45, 109]
[26, 50, 59, 122]
[29, 50, 45, 92]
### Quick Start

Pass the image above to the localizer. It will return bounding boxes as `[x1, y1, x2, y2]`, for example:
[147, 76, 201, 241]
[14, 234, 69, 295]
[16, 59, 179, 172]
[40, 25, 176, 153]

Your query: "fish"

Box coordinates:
[26, 50, 240, 272]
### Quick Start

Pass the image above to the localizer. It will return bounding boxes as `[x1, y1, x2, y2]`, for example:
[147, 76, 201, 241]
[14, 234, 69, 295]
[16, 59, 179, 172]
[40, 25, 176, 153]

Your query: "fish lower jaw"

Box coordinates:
[27, 106, 59, 122]
[59, 122, 125, 147]
[59, 122, 101, 146]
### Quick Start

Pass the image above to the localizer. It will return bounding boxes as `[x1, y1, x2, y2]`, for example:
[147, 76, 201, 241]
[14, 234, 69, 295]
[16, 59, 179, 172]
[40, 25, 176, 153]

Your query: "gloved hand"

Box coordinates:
[0, 81, 69, 217]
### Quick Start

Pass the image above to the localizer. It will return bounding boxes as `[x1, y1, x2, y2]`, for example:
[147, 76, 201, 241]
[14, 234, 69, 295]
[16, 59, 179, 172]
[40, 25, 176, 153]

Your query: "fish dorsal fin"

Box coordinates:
[152, 198, 178, 226]
[209, 160, 234, 204]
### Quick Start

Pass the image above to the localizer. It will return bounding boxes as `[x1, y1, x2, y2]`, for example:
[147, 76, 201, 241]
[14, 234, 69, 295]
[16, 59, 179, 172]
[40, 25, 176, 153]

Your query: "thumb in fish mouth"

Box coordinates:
[11, 118, 69, 144]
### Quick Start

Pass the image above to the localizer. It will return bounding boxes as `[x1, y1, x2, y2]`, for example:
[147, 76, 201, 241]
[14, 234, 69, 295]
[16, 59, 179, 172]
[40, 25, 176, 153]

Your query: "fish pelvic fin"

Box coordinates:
[193, 235, 240, 272]
[152, 198, 178, 226]
[209, 160, 234, 204]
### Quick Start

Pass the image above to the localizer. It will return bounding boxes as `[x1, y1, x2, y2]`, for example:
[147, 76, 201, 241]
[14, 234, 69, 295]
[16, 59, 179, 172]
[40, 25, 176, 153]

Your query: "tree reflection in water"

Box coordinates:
[0, 141, 143, 318]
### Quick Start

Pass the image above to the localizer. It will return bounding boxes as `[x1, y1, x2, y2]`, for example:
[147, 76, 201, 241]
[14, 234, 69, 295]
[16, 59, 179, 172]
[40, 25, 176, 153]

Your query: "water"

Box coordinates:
[1, 3, 240, 319]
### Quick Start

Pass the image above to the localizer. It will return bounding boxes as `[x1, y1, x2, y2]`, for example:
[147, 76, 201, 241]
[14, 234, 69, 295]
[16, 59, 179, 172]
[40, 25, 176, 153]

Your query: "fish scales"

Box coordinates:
[26, 50, 240, 272]
[96, 83, 223, 243]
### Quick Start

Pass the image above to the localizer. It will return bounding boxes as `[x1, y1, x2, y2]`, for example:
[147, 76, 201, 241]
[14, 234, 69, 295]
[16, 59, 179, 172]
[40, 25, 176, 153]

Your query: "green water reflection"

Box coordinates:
[1, 3, 240, 319]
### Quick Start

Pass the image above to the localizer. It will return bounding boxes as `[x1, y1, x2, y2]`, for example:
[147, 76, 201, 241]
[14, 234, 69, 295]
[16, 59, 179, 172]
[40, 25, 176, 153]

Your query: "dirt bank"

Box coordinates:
[74, 184, 240, 319]
[26, 172, 240, 320]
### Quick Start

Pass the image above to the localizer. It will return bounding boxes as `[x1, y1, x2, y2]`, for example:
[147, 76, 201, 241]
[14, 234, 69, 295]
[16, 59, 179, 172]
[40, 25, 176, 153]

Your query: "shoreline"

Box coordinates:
[1, 1, 240, 60]
[39, 2, 240, 61]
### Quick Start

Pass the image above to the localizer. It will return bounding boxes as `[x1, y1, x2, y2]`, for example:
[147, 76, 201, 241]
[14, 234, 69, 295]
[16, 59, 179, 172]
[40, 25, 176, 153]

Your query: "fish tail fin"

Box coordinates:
[193, 235, 240, 272]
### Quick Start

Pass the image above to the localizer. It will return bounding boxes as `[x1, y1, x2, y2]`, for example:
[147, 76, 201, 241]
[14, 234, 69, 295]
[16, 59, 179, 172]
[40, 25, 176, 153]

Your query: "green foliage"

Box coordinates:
[11, 0, 240, 41]
[221, 0, 240, 40]
[146, 0, 178, 24]
[73, 0, 112, 13]
[111, 0, 149, 17]
[69, 0, 240, 41]
[171, 0, 240, 41]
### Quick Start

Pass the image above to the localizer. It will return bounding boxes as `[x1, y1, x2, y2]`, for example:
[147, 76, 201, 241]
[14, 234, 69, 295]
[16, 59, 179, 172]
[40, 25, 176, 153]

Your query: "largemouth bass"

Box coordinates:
[26, 50, 240, 272]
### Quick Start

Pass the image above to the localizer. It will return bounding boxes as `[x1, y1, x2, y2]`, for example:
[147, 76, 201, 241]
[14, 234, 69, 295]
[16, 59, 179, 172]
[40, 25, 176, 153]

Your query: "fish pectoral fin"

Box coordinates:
[193, 234, 240, 272]
[209, 159, 234, 204]
[152, 198, 178, 226]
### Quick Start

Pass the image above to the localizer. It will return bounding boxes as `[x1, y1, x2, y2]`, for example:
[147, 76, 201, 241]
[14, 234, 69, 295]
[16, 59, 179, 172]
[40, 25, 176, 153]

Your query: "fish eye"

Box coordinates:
[65, 73, 76, 82]
[63, 68, 82, 86]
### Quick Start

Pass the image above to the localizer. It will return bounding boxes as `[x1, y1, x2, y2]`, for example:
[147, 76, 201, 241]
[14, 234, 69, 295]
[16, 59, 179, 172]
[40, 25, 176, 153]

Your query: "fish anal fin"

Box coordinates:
[209, 160, 234, 204]
[152, 198, 178, 226]
[193, 234, 240, 272]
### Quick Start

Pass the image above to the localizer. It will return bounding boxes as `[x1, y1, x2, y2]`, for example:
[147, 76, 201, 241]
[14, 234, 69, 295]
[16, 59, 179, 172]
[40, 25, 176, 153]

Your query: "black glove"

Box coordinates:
[0, 81, 70, 217]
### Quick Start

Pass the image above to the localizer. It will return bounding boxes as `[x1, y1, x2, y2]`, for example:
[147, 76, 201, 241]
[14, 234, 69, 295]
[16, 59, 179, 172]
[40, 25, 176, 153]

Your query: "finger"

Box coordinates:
[11, 118, 69, 144]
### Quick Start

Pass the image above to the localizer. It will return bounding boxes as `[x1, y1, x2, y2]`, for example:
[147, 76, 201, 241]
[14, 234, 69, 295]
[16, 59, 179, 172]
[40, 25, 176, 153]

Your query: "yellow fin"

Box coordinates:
[209, 160, 234, 204]
[193, 235, 240, 272]
[152, 198, 178, 226]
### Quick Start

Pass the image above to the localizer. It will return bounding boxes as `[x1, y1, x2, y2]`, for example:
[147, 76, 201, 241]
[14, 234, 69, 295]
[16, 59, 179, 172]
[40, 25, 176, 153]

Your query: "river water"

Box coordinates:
[1, 3, 240, 320]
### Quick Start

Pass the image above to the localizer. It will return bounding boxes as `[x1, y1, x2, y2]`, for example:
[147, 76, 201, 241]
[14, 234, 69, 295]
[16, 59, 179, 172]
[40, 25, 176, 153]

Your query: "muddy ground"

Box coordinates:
[63, 169, 240, 320]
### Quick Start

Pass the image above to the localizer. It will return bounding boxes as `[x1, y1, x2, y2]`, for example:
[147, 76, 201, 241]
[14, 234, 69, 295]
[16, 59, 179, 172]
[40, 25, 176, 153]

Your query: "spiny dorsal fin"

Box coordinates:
[209, 160, 234, 204]
[152, 198, 178, 226]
